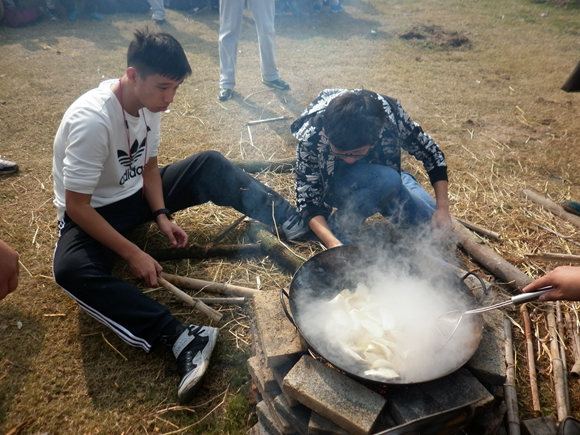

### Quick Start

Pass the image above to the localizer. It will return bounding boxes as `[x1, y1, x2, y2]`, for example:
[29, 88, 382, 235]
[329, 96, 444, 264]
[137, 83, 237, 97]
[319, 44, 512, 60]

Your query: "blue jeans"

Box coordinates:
[325, 164, 436, 240]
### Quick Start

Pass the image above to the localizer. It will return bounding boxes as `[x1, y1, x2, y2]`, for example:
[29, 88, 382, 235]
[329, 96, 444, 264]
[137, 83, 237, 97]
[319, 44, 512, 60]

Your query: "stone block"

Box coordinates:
[253, 290, 305, 368]
[467, 309, 506, 386]
[308, 411, 351, 435]
[248, 355, 282, 397]
[261, 389, 296, 435]
[521, 416, 558, 435]
[256, 400, 286, 435]
[273, 393, 311, 435]
[388, 368, 494, 425]
[247, 420, 275, 435]
[271, 359, 300, 407]
[282, 355, 387, 435]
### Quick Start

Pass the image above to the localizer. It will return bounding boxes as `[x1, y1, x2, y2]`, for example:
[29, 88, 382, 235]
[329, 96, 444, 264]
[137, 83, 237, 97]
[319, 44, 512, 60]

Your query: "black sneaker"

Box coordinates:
[262, 78, 290, 91]
[281, 211, 311, 241]
[218, 88, 233, 101]
[173, 325, 219, 403]
[0, 159, 18, 175]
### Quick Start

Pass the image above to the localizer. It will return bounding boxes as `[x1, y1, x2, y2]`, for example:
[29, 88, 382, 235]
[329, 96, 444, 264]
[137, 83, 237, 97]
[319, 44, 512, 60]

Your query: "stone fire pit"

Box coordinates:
[246, 274, 508, 435]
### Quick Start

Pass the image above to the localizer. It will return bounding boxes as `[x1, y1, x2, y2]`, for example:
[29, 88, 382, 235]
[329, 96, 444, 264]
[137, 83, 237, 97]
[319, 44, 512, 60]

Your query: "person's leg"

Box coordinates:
[160, 150, 298, 227]
[379, 172, 435, 228]
[218, 0, 244, 90]
[52, 193, 175, 353]
[147, 0, 165, 20]
[325, 164, 402, 241]
[247, 0, 279, 82]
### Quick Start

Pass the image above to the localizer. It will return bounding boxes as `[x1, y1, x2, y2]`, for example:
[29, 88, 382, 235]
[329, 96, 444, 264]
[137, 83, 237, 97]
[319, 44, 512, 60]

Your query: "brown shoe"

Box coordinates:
[558, 417, 580, 435]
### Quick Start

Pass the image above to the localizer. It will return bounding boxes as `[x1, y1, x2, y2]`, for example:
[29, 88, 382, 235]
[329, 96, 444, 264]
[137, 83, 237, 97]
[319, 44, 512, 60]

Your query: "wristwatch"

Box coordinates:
[152, 208, 172, 222]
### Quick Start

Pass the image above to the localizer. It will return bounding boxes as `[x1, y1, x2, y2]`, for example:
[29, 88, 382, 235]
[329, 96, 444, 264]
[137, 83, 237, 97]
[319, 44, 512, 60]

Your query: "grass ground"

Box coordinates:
[2, 0, 580, 433]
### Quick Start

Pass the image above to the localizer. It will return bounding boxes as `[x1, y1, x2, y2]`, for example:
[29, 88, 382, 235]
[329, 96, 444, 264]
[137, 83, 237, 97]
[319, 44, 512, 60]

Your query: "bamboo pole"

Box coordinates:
[455, 217, 500, 240]
[521, 305, 541, 412]
[523, 189, 580, 230]
[158, 276, 223, 323]
[547, 304, 569, 421]
[147, 243, 261, 262]
[210, 215, 247, 245]
[504, 316, 521, 435]
[195, 297, 247, 305]
[564, 310, 580, 379]
[161, 272, 259, 297]
[556, 302, 571, 412]
[524, 253, 580, 264]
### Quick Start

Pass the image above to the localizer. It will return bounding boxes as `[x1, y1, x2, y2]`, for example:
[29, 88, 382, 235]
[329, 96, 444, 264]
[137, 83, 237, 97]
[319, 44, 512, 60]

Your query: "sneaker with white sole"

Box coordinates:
[281, 211, 311, 241]
[0, 159, 18, 175]
[173, 325, 219, 403]
[262, 78, 290, 90]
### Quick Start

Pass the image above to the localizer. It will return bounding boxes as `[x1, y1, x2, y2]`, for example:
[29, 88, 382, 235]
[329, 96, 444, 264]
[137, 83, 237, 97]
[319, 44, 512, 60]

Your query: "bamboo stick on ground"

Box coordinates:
[455, 217, 500, 240]
[161, 272, 259, 297]
[525, 253, 580, 264]
[158, 276, 223, 323]
[147, 243, 261, 262]
[210, 215, 247, 245]
[547, 304, 569, 421]
[564, 310, 580, 379]
[556, 302, 571, 412]
[195, 297, 247, 305]
[523, 189, 580, 229]
[504, 316, 521, 435]
[521, 305, 541, 412]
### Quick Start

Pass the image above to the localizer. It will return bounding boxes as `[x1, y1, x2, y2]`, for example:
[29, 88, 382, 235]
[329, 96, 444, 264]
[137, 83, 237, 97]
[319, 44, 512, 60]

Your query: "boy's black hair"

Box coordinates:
[323, 90, 387, 151]
[127, 28, 192, 81]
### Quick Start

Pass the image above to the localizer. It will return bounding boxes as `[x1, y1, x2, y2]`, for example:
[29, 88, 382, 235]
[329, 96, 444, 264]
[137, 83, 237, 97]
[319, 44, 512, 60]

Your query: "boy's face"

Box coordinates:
[134, 73, 183, 113]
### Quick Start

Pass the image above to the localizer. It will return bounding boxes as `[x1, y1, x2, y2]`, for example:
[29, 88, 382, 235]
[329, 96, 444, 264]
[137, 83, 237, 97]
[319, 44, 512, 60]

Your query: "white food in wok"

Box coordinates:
[323, 284, 404, 380]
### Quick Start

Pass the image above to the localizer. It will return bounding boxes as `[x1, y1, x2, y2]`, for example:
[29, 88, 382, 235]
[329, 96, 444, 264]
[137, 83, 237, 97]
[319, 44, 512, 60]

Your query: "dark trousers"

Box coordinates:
[53, 151, 293, 352]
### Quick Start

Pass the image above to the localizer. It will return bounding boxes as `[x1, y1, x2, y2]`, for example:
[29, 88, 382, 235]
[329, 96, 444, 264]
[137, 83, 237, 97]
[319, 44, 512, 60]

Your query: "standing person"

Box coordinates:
[0, 158, 18, 175]
[0, 239, 19, 301]
[217, 0, 290, 101]
[45, 0, 103, 20]
[290, 88, 452, 248]
[147, 0, 165, 21]
[52, 28, 306, 403]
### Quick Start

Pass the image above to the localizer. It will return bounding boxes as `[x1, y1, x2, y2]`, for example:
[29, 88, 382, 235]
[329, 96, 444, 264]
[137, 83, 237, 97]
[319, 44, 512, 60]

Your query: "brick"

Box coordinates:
[388, 368, 494, 425]
[282, 355, 386, 435]
[253, 290, 305, 368]
[273, 393, 311, 435]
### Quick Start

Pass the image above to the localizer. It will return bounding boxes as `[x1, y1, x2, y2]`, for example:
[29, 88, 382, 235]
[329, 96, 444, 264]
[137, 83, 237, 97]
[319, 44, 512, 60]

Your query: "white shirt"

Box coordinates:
[52, 79, 161, 221]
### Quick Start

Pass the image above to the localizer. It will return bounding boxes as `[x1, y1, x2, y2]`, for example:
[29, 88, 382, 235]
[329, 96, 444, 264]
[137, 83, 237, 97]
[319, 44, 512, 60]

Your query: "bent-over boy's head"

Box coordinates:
[127, 28, 192, 81]
[323, 90, 386, 151]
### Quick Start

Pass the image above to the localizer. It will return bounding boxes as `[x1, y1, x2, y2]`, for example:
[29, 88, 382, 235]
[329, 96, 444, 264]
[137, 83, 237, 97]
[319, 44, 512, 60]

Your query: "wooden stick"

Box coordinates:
[536, 224, 580, 248]
[453, 220, 532, 290]
[161, 273, 259, 297]
[524, 253, 580, 264]
[195, 297, 247, 305]
[210, 215, 247, 245]
[521, 305, 541, 412]
[556, 302, 571, 412]
[455, 217, 500, 240]
[504, 316, 521, 435]
[547, 304, 569, 421]
[523, 189, 580, 230]
[564, 310, 580, 379]
[147, 243, 261, 262]
[246, 116, 290, 126]
[158, 276, 223, 323]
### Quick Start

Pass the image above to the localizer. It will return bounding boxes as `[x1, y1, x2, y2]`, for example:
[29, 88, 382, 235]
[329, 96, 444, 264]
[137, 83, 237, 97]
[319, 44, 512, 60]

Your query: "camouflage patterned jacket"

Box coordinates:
[290, 88, 448, 224]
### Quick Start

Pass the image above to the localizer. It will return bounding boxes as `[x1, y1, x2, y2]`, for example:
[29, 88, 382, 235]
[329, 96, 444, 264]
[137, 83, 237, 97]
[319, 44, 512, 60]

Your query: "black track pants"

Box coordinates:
[53, 151, 293, 351]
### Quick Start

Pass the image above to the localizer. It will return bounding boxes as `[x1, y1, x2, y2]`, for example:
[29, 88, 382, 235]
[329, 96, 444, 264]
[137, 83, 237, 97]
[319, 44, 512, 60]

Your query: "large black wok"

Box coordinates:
[282, 245, 484, 385]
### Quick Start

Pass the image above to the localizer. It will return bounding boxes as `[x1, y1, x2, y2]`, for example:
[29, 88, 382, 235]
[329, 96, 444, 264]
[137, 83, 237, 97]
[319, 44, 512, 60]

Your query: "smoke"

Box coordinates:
[290, 227, 481, 384]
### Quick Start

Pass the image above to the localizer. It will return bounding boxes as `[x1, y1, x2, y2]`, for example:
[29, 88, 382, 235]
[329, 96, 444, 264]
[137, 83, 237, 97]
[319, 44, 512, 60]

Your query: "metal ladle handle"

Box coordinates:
[511, 286, 554, 305]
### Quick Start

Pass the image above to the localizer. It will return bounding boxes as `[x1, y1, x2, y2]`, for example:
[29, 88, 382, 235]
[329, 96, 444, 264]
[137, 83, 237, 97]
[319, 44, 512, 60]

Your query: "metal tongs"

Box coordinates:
[437, 286, 554, 346]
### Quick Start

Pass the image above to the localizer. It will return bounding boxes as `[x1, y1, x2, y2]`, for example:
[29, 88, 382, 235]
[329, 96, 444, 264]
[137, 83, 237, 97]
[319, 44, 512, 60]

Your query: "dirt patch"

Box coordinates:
[399, 24, 471, 49]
